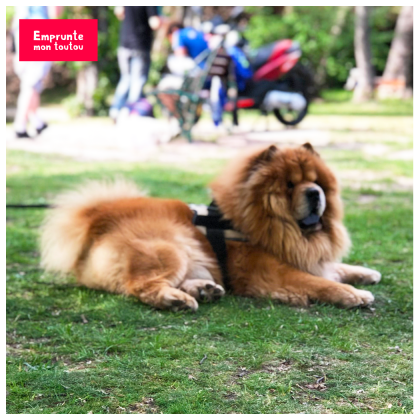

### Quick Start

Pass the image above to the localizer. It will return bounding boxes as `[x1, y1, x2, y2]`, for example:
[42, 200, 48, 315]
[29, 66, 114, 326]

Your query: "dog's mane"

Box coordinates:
[210, 145, 351, 276]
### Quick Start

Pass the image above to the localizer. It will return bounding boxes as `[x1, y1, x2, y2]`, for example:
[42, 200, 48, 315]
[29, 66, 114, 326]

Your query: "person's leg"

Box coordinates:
[210, 76, 224, 126]
[127, 50, 151, 104]
[14, 61, 51, 137]
[14, 85, 34, 136]
[28, 62, 51, 134]
[13, 60, 30, 136]
[27, 86, 47, 133]
[109, 47, 132, 118]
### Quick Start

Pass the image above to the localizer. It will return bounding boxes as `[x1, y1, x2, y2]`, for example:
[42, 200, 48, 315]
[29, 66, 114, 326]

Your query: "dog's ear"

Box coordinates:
[302, 142, 319, 156]
[254, 145, 278, 165]
[246, 145, 278, 178]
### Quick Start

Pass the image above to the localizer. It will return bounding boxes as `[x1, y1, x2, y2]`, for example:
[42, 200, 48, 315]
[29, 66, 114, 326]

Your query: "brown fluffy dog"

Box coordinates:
[41, 144, 381, 310]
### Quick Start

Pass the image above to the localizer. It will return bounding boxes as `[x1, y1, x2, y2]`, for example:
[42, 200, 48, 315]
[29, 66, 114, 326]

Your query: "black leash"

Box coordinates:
[6, 204, 53, 208]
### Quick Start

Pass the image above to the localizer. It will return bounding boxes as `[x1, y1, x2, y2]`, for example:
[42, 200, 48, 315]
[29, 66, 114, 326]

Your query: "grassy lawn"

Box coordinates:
[310, 90, 413, 117]
[219, 90, 413, 124]
[6, 110, 413, 414]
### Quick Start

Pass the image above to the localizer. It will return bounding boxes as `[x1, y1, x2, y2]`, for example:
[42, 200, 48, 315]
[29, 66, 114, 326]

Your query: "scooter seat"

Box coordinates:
[246, 42, 276, 71]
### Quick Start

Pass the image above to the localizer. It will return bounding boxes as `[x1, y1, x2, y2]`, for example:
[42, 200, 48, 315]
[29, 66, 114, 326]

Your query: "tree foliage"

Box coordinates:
[244, 6, 399, 88]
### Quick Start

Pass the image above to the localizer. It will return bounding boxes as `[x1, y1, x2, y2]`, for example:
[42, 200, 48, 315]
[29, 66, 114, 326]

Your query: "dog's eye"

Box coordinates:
[287, 181, 294, 189]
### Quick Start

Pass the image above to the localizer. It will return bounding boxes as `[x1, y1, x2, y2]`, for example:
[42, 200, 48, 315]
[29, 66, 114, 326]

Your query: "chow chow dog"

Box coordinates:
[41, 144, 381, 311]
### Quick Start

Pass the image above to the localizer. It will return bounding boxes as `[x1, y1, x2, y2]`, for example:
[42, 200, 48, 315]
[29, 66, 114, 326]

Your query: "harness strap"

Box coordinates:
[206, 228, 230, 290]
[191, 201, 248, 292]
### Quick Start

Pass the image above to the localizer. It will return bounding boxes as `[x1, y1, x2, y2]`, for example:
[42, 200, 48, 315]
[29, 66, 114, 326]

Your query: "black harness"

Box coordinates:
[190, 201, 247, 290]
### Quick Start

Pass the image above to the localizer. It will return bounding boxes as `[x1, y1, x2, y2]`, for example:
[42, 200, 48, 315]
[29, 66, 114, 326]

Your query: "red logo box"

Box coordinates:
[19, 19, 97, 61]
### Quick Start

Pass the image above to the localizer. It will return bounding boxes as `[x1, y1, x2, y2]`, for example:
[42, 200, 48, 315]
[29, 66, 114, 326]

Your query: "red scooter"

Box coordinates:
[228, 39, 314, 126]
[207, 7, 314, 126]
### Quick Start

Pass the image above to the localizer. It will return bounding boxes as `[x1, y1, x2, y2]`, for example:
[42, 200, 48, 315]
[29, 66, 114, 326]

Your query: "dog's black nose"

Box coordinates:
[306, 188, 320, 210]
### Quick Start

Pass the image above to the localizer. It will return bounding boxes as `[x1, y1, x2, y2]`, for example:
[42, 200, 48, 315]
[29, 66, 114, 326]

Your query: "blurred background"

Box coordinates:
[5, 5, 413, 185]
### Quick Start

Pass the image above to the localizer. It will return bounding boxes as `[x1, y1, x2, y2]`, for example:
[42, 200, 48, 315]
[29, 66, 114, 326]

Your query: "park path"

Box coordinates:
[6, 105, 335, 163]
[6, 106, 412, 190]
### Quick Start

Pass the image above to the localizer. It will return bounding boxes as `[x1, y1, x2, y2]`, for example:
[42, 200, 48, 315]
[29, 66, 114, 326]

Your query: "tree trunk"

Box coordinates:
[164, 6, 184, 23]
[353, 6, 374, 102]
[76, 64, 98, 115]
[377, 6, 413, 99]
[314, 6, 351, 88]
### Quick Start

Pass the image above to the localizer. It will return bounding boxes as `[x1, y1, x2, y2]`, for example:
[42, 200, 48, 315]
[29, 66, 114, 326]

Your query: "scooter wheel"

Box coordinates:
[273, 104, 308, 126]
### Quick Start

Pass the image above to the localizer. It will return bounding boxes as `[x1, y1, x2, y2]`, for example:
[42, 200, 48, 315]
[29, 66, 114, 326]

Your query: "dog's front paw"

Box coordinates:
[353, 288, 375, 306]
[359, 268, 381, 285]
[160, 288, 199, 312]
[333, 264, 382, 285]
[338, 285, 375, 308]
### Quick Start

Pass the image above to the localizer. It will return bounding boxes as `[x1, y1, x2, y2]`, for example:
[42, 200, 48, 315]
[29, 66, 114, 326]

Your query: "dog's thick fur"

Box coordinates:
[41, 179, 224, 310]
[41, 145, 381, 310]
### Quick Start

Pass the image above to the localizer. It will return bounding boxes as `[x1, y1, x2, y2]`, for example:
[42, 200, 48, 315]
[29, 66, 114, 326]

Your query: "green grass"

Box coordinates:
[6, 146, 412, 414]
[310, 90, 413, 117]
[222, 91, 412, 130]
[41, 86, 76, 108]
[321, 148, 413, 178]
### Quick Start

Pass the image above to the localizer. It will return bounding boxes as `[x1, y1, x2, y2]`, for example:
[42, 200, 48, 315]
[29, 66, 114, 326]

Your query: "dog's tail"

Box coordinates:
[40, 179, 146, 274]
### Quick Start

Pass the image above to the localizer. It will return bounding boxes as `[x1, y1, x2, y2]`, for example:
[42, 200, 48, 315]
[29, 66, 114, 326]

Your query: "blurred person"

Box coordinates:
[12, 6, 63, 138]
[167, 22, 208, 60]
[109, 6, 163, 121]
[160, 22, 209, 93]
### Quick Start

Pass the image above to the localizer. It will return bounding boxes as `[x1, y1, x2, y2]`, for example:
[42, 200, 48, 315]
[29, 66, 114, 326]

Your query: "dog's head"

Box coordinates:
[249, 143, 336, 234]
[210, 144, 349, 266]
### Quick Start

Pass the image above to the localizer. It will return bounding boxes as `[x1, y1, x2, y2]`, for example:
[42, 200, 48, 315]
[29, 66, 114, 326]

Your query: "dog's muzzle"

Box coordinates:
[298, 186, 326, 230]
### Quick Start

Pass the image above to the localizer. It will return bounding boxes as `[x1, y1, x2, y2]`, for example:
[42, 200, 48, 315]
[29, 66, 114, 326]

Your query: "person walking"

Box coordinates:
[12, 6, 63, 138]
[109, 6, 163, 121]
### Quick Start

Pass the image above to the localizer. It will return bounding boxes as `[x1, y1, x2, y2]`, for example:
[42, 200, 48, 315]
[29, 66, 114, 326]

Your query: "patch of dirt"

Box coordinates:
[6, 343, 33, 357]
[6, 165, 21, 174]
[128, 397, 159, 414]
[28, 337, 51, 345]
[64, 360, 100, 372]
[387, 149, 413, 161]
[223, 391, 238, 400]
[304, 356, 348, 372]
[295, 376, 328, 395]
[291, 387, 325, 407]
[302, 382, 328, 392]
[336, 397, 376, 411]
[231, 359, 293, 384]
[259, 359, 293, 374]
[235, 367, 251, 378]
